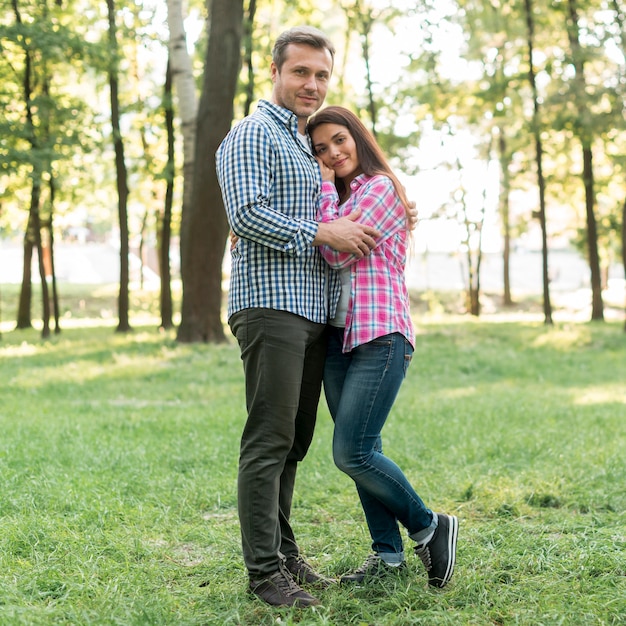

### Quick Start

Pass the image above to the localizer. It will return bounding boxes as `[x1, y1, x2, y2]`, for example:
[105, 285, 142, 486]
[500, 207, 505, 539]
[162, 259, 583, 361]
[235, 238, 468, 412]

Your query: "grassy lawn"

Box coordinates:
[0, 304, 624, 625]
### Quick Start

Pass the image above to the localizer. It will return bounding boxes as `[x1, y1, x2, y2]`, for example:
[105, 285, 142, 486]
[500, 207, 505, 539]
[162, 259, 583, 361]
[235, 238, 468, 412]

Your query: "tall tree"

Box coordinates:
[106, 0, 131, 333]
[159, 58, 175, 330]
[7, 0, 79, 337]
[613, 0, 626, 331]
[622, 197, 626, 332]
[177, 0, 243, 342]
[47, 176, 60, 333]
[166, 0, 199, 311]
[10, 0, 47, 333]
[523, 0, 553, 325]
[242, 0, 257, 117]
[564, 0, 604, 321]
[454, 0, 530, 308]
[340, 0, 379, 135]
[497, 131, 513, 307]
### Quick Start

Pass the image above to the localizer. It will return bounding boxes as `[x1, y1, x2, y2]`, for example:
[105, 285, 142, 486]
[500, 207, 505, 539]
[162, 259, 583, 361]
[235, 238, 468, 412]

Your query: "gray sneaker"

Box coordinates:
[249, 562, 320, 607]
[340, 554, 407, 584]
[414, 513, 458, 588]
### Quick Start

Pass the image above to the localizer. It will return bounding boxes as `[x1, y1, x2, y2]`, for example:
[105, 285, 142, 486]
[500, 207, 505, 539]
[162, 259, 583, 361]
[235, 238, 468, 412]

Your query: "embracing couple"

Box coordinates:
[216, 25, 458, 608]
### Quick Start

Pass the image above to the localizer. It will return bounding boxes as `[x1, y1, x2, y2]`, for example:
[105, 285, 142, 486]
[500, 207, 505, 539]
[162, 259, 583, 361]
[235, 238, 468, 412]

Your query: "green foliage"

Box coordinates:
[3, 0, 625, 279]
[0, 0, 174, 243]
[233, 0, 335, 117]
[1, 316, 624, 624]
[0, 0, 103, 238]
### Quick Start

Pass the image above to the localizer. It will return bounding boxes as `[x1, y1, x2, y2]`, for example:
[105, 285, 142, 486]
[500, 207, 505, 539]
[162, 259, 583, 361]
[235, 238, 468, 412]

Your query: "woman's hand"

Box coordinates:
[316, 157, 335, 183]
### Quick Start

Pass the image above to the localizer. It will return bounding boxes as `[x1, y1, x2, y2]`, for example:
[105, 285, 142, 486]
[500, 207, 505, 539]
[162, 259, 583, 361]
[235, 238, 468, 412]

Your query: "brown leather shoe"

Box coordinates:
[249, 563, 320, 607]
[285, 556, 336, 588]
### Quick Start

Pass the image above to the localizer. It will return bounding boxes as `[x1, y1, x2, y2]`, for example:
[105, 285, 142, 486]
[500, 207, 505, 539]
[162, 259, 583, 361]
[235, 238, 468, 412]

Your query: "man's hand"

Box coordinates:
[229, 230, 239, 250]
[407, 200, 418, 230]
[314, 208, 379, 257]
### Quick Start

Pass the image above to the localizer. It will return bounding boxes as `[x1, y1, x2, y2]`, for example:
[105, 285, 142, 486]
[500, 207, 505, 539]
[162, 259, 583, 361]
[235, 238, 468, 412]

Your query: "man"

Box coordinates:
[216, 26, 379, 607]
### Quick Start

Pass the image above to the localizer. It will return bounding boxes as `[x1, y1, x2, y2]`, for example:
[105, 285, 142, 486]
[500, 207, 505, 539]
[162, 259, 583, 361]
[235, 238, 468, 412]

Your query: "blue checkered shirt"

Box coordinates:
[217, 100, 338, 323]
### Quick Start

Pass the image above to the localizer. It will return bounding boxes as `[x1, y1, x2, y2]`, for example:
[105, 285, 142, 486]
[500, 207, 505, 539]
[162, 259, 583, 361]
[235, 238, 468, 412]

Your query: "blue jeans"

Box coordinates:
[324, 328, 435, 563]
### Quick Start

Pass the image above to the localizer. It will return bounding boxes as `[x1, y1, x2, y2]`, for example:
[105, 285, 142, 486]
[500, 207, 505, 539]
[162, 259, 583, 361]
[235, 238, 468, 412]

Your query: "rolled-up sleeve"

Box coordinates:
[317, 176, 406, 269]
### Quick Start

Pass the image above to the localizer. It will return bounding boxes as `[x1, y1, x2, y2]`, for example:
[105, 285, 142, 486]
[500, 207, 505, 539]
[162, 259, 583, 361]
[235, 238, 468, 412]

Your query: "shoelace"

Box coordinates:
[354, 554, 382, 574]
[288, 557, 309, 575]
[272, 563, 303, 597]
[292, 557, 320, 581]
[414, 544, 432, 571]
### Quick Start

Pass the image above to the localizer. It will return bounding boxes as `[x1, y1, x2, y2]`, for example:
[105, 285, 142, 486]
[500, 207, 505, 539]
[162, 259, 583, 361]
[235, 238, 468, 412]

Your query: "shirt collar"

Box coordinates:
[347, 172, 372, 192]
[258, 99, 299, 137]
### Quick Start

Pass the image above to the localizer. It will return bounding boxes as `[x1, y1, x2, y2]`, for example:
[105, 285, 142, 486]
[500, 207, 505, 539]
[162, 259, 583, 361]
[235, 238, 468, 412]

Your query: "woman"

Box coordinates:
[307, 106, 458, 588]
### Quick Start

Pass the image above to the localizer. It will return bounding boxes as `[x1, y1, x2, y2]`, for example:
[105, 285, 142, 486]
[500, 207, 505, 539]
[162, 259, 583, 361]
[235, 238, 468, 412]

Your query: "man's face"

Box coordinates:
[271, 43, 333, 131]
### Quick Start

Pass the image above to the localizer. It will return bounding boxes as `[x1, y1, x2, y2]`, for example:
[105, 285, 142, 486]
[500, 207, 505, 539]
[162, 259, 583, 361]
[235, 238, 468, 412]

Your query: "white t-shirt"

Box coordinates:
[329, 267, 350, 328]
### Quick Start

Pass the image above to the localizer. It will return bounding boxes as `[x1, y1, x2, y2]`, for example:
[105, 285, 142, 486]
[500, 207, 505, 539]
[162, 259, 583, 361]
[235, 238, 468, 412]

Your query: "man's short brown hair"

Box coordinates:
[272, 26, 335, 72]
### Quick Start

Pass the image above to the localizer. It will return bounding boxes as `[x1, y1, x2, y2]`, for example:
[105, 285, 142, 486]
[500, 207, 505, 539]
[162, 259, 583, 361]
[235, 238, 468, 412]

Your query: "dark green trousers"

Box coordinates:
[229, 308, 328, 578]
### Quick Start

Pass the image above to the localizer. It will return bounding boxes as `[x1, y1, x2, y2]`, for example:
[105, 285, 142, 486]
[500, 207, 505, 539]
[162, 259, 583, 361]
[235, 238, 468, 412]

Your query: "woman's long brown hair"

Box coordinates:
[307, 106, 411, 218]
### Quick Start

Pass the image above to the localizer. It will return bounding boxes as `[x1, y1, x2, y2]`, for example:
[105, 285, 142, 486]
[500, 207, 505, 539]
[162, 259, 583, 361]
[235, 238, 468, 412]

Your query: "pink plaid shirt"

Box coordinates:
[317, 175, 415, 353]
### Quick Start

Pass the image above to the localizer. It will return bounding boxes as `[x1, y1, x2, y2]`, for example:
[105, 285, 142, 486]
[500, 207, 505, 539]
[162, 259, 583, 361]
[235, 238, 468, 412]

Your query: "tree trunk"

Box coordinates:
[0, 204, 2, 338]
[48, 218, 61, 334]
[524, 0, 553, 325]
[28, 177, 51, 338]
[139, 209, 149, 291]
[107, 0, 131, 333]
[242, 0, 257, 117]
[13, 0, 34, 330]
[581, 145, 604, 320]
[469, 170, 488, 318]
[47, 177, 61, 334]
[467, 240, 481, 316]
[159, 58, 175, 330]
[177, 0, 243, 343]
[610, 1, 626, 332]
[166, 0, 198, 296]
[622, 196, 626, 332]
[498, 132, 513, 307]
[359, 11, 377, 136]
[566, 0, 604, 321]
[16, 214, 34, 329]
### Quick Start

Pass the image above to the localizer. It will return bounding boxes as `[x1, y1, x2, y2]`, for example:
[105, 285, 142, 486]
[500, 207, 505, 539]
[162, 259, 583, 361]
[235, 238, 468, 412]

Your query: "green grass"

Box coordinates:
[1, 312, 625, 625]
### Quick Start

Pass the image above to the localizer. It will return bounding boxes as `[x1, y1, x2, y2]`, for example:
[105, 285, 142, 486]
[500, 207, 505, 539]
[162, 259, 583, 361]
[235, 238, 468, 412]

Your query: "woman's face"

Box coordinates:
[311, 123, 361, 183]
